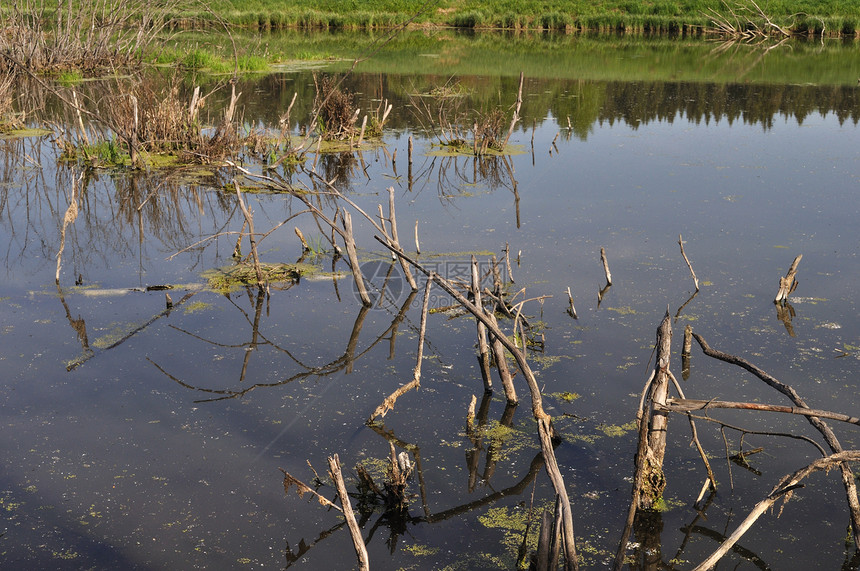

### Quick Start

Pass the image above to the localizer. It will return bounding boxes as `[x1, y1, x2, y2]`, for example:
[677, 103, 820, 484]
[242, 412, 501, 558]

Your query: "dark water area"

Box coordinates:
[2, 32, 860, 569]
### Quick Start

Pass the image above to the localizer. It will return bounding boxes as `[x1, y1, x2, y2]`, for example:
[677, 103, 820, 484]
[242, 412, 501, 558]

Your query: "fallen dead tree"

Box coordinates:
[703, 0, 795, 39]
[691, 333, 860, 547]
[375, 237, 579, 570]
[693, 451, 860, 571]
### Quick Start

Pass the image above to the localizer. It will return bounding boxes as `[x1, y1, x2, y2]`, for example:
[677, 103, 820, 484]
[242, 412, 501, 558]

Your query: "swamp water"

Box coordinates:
[2, 32, 860, 569]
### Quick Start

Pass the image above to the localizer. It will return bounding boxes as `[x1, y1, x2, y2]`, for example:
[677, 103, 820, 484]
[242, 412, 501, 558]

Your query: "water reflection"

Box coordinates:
[150, 285, 420, 402]
[2, 36, 860, 569]
[1, 156, 237, 282]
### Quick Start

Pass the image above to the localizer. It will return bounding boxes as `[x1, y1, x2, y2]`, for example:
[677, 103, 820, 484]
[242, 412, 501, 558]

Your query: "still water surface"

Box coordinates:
[1, 32, 860, 569]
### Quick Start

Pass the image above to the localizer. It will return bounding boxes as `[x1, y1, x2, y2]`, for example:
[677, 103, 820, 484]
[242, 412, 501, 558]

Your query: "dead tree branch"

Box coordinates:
[693, 451, 860, 571]
[368, 277, 432, 421]
[328, 454, 370, 571]
[659, 398, 860, 427]
[774, 254, 802, 303]
[693, 333, 860, 547]
[678, 234, 699, 292]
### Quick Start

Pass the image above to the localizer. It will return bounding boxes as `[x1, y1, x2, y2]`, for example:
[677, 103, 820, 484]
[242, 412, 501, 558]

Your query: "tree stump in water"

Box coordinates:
[639, 312, 672, 509]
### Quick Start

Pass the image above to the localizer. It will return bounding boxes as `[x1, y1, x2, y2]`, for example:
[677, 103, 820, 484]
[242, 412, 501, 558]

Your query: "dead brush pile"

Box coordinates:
[113, 82, 200, 153]
[96, 78, 241, 165]
[313, 74, 359, 140]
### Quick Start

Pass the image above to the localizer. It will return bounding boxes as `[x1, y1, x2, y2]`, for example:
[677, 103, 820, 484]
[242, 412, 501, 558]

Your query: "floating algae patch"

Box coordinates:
[182, 301, 212, 315]
[478, 505, 543, 566]
[426, 143, 526, 157]
[93, 321, 149, 349]
[467, 420, 537, 463]
[551, 391, 581, 403]
[597, 420, 637, 438]
[0, 128, 51, 139]
[606, 306, 638, 316]
[202, 262, 313, 293]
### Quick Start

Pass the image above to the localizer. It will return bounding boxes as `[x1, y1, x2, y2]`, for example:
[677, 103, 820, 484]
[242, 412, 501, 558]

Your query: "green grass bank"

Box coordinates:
[192, 0, 860, 36]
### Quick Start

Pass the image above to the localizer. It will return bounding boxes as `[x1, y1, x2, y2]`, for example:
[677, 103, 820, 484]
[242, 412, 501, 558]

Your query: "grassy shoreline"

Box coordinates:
[193, 0, 860, 37]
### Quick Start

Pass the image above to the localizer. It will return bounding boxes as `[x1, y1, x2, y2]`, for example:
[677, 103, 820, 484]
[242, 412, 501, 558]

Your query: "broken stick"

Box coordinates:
[600, 247, 612, 285]
[678, 234, 699, 291]
[774, 254, 801, 303]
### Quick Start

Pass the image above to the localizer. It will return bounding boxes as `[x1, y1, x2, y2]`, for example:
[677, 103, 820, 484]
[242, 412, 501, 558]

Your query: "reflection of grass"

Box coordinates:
[194, 1, 859, 35]
[57, 71, 84, 85]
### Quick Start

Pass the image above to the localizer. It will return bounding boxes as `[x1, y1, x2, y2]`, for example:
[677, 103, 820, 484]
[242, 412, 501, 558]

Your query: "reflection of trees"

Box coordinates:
[151, 286, 422, 403]
[285, 416, 548, 568]
[1, 150, 238, 279]
[407, 153, 520, 224]
[319, 151, 360, 192]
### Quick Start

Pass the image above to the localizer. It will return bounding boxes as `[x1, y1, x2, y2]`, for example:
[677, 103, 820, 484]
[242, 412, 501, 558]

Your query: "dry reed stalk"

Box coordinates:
[502, 71, 524, 148]
[566, 287, 578, 319]
[357, 115, 367, 146]
[504, 242, 515, 283]
[294, 227, 310, 252]
[313, 74, 359, 141]
[0, 0, 182, 74]
[703, 0, 793, 39]
[70, 90, 90, 147]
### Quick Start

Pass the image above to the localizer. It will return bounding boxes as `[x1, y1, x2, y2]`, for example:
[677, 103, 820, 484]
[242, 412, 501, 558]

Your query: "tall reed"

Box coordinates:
[0, 0, 186, 74]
